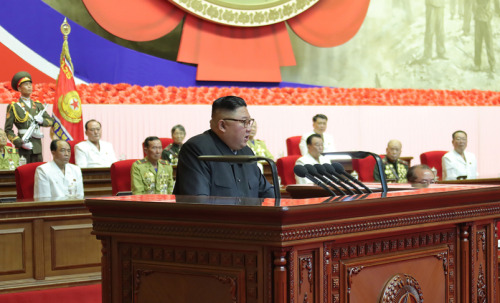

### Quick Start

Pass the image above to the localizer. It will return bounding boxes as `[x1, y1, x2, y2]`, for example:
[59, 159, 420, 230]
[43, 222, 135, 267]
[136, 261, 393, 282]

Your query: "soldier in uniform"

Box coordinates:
[373, 139, 409, 183]
[4, 72, 54, 163]
[161, 124, 186, 165]
[247, 120, 274, 159]
[132, 136, 174, 195]
[0, 128, 19, 170]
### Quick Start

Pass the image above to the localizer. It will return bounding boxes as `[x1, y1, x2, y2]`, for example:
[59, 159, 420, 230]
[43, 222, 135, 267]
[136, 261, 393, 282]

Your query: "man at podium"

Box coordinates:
[173, 96, 274, 198]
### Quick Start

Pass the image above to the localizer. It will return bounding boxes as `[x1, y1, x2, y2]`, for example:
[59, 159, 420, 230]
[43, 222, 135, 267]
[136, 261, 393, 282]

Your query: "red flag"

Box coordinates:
[52, 19, 84, 142]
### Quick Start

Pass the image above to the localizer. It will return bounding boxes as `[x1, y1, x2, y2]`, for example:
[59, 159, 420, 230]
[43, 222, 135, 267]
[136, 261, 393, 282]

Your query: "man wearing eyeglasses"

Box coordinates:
[173, 96, 274, 198]
[407, 164, 435, 188]
[34, 139, 83, 199]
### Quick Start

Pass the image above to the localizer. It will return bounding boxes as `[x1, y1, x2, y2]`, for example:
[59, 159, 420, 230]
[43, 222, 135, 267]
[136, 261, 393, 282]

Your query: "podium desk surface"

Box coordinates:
[85, 184, 500, 226]
[83, 185, 500, 303]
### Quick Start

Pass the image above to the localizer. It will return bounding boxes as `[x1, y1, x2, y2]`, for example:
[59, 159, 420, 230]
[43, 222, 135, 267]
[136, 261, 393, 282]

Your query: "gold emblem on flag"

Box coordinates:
[58, 90, 82, 123]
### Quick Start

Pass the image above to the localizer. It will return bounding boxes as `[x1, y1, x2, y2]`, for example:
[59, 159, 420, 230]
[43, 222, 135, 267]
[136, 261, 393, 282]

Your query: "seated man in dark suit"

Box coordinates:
[373, 139, 408, 183]
[173, 96, 274, 198]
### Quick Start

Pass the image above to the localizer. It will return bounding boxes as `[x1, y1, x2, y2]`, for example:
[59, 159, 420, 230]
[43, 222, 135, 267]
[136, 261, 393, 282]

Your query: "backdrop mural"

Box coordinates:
[1, 0, 498, 90]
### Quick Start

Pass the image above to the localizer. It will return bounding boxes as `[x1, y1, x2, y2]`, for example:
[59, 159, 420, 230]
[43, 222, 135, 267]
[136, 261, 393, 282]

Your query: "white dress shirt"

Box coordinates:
[75, 140, 117, 168]
[294, 153, 330, 184]
[34, 161, 84, 199]
[299, 132, 336, 156]
[442, 150, 478, 180]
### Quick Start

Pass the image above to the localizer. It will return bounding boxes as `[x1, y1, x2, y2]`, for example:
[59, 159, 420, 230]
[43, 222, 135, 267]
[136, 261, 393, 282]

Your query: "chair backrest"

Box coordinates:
[110, 159, 137, 195]
[420, 151, 447, 179]
[276, 155, 301, 186]
[68, 140, 82, 164]
[286, 136, 302, 156]
[142, 138, 173, 157]
[15, 162, 45, 200]
[351, 155, 385, 182]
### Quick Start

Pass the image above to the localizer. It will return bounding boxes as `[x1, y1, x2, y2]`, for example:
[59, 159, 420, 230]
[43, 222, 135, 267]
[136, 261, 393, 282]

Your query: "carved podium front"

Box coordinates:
[85, 185, 500, 303]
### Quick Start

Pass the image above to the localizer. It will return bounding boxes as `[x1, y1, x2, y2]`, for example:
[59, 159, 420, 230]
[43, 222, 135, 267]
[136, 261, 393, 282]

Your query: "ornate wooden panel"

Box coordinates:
[329, 228, 455, 303]
[85, 186, 500, 303]
[116, 242, 259, 303]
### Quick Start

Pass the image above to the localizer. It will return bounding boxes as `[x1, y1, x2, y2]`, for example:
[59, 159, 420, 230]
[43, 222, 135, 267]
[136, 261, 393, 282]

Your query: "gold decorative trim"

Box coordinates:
[58, 91, 82, 123]
[169, 0, 319, 27]
[380, 273, 423, 303]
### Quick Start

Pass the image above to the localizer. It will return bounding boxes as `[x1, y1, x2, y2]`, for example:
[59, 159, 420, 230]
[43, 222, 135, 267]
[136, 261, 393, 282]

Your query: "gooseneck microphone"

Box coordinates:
[322, 163, 363, 194]
[304, 164, 347, 196]
[314, 164, 356, 195]
[294, 165, 337, 196]
[331, 162, 373, 193]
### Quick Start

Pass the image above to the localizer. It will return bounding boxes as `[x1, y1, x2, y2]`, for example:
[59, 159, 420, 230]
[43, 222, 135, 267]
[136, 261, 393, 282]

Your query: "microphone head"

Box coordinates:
[293, 165, 308, 178]
[314, 164, 328, 175]
[332, 162, 346, 174]
[304, 164, 318, 175]
[323, 163, 336, 174]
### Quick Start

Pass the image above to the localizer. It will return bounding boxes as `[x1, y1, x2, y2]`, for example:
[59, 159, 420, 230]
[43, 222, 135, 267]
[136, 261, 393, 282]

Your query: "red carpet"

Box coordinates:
[0, 284, 101, 303]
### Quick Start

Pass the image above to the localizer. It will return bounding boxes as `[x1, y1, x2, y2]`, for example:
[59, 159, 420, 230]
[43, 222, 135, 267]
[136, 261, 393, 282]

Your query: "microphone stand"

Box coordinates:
[321, 151, 388, 194]
[198, 155, 281, 206]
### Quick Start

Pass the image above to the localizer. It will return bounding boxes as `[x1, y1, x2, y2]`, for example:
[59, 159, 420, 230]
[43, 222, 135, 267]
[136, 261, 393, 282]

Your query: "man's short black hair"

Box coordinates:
[50, 139, 70, 152]
[211, 96, 247, 117]
[452, 130, 467, 140]
[144, 136, 160, 148]
[313, 114, 328, 122]
[306, 133, 323, 145]
[407, 164, 431, 183]
[85, 119, 101, 131]
[171, 124, 186, 135]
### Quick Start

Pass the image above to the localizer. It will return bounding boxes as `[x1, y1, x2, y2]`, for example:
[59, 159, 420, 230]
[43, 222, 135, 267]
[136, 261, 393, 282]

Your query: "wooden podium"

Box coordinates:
[85, 185, 500, 303]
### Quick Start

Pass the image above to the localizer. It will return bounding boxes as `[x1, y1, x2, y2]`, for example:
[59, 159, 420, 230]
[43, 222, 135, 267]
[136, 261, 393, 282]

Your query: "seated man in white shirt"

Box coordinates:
[299, 114, 335, 156]
[295, 134, 330, 184]
[442, 130, 478, 180]
[75, 119, 117, 168]
[34, 140, 84, 199]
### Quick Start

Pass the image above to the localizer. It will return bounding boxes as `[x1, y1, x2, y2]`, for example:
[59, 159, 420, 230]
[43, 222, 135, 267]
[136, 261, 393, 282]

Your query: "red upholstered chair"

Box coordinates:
[68, 140, 82, 164]
[15, 162, 45, 200]
[142, 138, 173, 157]
[276, 155, 301, 186]
[110, 159, 137, 195]
[351, 155, 385, 182]
[420, 151, 447, 180]
[286, 136, 302, 156]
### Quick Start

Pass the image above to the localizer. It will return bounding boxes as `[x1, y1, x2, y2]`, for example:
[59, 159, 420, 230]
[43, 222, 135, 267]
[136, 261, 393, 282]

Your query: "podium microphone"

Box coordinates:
[294, 165, 337, 196]
[331, 162, 373, 193]
[322, 163, 363, 194]
[304, 164, 347, 196]
[314, 164, 356, 195]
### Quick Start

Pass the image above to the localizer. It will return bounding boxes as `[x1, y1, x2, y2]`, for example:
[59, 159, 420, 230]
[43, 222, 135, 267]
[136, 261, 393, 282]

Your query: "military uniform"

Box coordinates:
[373, 158, 409, 183]
[131, 159, 174, 195]
[5, 72, 54, 163]
[161, 143, 182, 164]
[0, 146, 20, 170]
[247, 139, 274, 159]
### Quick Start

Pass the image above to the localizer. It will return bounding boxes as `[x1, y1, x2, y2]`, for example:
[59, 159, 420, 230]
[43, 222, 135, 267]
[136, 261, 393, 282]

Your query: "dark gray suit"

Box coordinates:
[173, 130, 274, 198]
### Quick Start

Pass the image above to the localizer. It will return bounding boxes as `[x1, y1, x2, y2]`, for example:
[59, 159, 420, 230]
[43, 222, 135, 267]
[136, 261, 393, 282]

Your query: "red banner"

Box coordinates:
[52, 37, 84, 142]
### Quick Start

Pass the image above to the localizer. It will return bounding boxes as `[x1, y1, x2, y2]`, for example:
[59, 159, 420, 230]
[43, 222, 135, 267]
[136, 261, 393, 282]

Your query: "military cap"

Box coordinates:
[11, 71, 32, 91]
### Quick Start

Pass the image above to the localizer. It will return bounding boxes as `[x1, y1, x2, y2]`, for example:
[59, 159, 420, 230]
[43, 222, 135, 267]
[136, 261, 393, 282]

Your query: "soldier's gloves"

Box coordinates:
[22, 142, 33, 150]
[34, 115, 44, 125]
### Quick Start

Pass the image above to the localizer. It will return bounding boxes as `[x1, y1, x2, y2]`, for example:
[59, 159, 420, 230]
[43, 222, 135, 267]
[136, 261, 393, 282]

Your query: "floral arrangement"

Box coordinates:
[1, 82, 499, 106]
